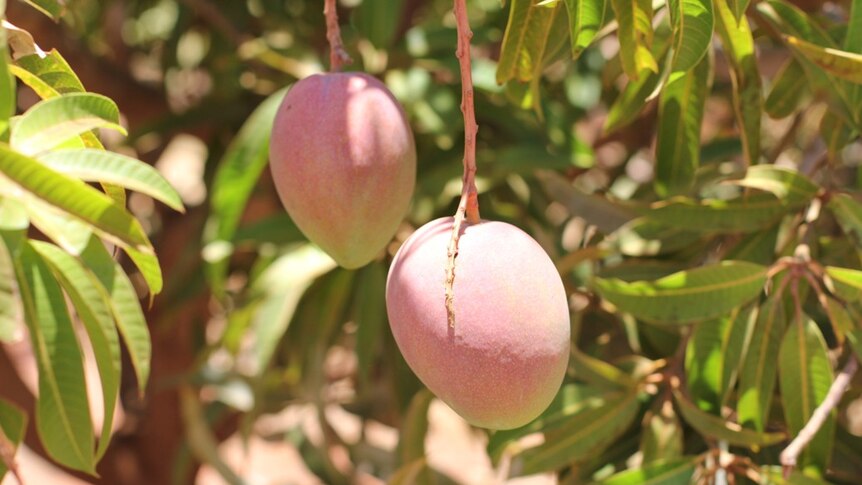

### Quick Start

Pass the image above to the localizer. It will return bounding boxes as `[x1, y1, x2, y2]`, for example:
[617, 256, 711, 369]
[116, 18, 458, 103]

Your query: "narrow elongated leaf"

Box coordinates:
[725, 225, 779, 264]
[0, 144, 152, 253]
[13, 50, 85, 98]
[821, 111, 854, 163]
[205, 87, 286, 294]
[397, 389, 434, 473]
[10, 93, 126, 156]
[32, 241, 121, 461]
[785, 35, 862, 84]
[640, 403, 683, 463]
[563, 0, 607, 58]
[594, 457, 698, 485]
[21, 0, 63, 19]
[25, 198, 92, 255]
[38, 149, 184, 212]
[570, 349, 638, 389]
[609, 217, 702, 257]
[674, 388, 786, 447]
[655, 52, 712, 196]
[685, 318, 727, 412]
[729, 0, 751, 21]
[80, 237, 151, 394]
[497, 0, 564, 84]
[353, 0, 404, 49]
[720, 305, 757, 405]
[645, 194, 802, 232]
[727, 165, 819, 204]
[354, 263, 387, 391]
[824, 266, 862, 302]
[828, 193, 862, 246]
[779, 317, 834, 472]
[124, 246, 162, 297]
[714, 0, 761, 164]
[668, 0, 713, 72]
[516, 391, 640, 474]
[766, 59, 808, 118]
[14, 242, 95, 473]
[611, 0, 657, 80]
[0, 20, 14, 137]
[0, 200, 23, 340]
[594, 261, 766, 324]
[738, 293, 788, 432]
[0, 399, 27, 482]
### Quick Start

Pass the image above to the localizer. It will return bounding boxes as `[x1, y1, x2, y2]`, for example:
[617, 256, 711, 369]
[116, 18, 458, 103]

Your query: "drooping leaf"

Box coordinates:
[728, 0, 751, 21]
[570, 349, 638, 390]
[25, 198, 92, 255]
[38, 149, 184, 212]
[779, 317, 834, 473]
[673, 388, 786, 447]
[667, 0, 713, 72]
[79, 236, 151, 394]
[726, 165, 820, 204]
[593, 261, 766, 324]
[0, 198, 25, 341]
[515, 390, 640, 475]
[497, 0, 565, 84]
[820, 111, 855, 163]
[785, 35, 862, 85]
[353, 0, 405, 49]
[594, 456, 699, 485]
[353, 263, 387, 391]
[645, 194, 804, 233]
[737, 292, 788, 432]
[640, 403, 683, 463]
[610, 0, 657, 80]
[0, 144, 152, 253]
[205, 87, 286, 295]
[10, 93, 125, 156]
[31, 240, 121, 461]
[563, 0, 607, 58]
[685, 318, 727, 413]
[766, 59, 808, 118]
[824, 266, 862, 302]
[20, 0, 64, 19]
[13, 50, 85, 98]
[0, 18, 15, 138]
[655, 51, 712, 196]
[14, 242, 95, 473]
[0, 399, 27, 482]
[714, 0, 761, 165]
[720, 305, 757, 405]
[828, 193, 862, 247]
[396, 389, 434, 485]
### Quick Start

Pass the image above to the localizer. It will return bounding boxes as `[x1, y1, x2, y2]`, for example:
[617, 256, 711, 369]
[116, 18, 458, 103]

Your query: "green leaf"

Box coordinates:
[497, 0, 565, 84]
[353, 263, 387, 391]
[0, 203, 23, 341]
[828, 193, 862, 247]
[31, 240, 121, 461]
[353, 0, 404, 49]
[593, 457, 698, 485]
[205, 87, 286, 295]
[570, 349, 639, 390]
[397, 389, 434, 474]
[25, 198, 92, 255]
[779, 317, 834, 473]
[10, 93, 126, 156]
[785, 35, 862, 85]
[608, 218, 702, 257]
[21, 0, 64, 19]
[640, 404, 683, 463]
[726, 165, 820, 204]
[686, 318, 727, 413]
[655, 52, 712, 196]
[593, 261, 766, 324]
[79, 236, 151, 394]
[14, 242, 95, 473]
[123, 246, 162, 297]
[725, 225, 779, 264]
[515, 390, 640, 475]
[0, 21, 15, 137]
[0, 144, 152, 253]
[673, 388, 786, 447]
[728, 0, 751, 21]
[0, 399, 27, 482]
[563, 0, 607, 58]
[821, 111, 855, 163]
[611, 0, 657, 80]
[824, 266, 862, 302]
[38, 149, 184, 212]
[714, 0, 761, 165]
[738, 293, 788, 432]
[13, 50, 85, 99]
[766, 59, 808, 118]
[720, 305, 757, 405]
[645, 194, 802, 232]
[668, 0, 713, 72]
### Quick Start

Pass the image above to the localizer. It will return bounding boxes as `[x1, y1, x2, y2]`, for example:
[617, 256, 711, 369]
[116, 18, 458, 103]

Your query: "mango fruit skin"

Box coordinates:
[386, 217, 571, 430]
[270, 72, 416, 269]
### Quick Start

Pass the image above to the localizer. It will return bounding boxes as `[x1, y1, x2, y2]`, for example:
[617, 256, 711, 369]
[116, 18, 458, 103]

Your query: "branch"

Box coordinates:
[780, 355, 858, 476]
[324, 0, 352, 71]
[444, 0, 481, 328]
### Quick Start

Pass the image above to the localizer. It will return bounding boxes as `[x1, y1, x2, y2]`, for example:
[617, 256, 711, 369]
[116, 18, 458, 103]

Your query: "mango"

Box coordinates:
[386, 217, 570, 429]
[270, 72, 416, 269]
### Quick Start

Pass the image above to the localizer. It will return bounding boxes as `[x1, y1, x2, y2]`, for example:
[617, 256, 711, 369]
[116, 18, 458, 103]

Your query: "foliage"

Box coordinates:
[2, 0, 862, 484]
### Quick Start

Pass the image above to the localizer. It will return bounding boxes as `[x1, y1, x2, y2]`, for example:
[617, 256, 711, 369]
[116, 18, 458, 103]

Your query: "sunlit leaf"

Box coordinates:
[32, 240, 121, 461]
[0, 20, 14, 138]
[686, 318, 727, 413]
[726, 165, 820, 204]
[674, 388, 786, 447]
[779, 317, 834, 473]
[655, 52, 712, 196]
[20, 0, 64, 19]
[13, 50, 85, 98]
[0, 399, 27, 482]
[563, 0, 607, 58]
[824, 266, 862, 302]
[668, 0, 713, 72]
[611, 0, 657, 81]
[497, 0, 565, 84]
[785, 35, 862, 84]
[14, 242, 95, 473]
[828, 193, 862, 247]
[594, 261, 766, 324]
[720, 305, 757, 406]
[738, 292, 787, 432]
[25, 198, 92, 255]
[645, 194, 804, 233]
[594, 456, 698, 484]
[10, 93, 125, 156]
[728, 0, 751, 21]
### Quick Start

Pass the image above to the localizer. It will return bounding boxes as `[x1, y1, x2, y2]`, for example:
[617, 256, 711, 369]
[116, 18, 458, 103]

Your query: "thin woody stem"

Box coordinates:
[324, 0, 351, 71]
[444, 0, 481, 328]
[780, 355, 858, 476]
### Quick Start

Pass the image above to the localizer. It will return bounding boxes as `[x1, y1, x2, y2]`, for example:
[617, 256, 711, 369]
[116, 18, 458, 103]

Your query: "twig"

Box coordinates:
[780, 355, 858, 476]
[444, 0, 481, 328]
[324, 0, 352, 71]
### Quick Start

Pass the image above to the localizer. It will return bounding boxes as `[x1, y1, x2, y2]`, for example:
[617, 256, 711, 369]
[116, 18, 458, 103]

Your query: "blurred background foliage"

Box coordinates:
[3, 0, 862, 484]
